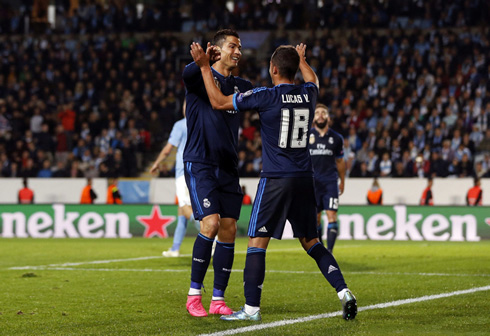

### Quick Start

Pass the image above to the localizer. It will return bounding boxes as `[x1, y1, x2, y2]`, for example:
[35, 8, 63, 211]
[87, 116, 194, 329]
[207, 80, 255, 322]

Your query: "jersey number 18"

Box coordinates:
[278, 108, 309, 149]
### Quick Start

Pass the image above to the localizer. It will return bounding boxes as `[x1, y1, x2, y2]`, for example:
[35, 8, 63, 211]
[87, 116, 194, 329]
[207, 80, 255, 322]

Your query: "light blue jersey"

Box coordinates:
[168, 118, 187, 178]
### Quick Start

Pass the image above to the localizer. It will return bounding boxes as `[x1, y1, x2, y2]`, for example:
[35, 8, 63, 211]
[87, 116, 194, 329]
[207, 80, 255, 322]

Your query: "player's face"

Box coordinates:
[314, 107, 329, 129]
[218, 36, 242, 69]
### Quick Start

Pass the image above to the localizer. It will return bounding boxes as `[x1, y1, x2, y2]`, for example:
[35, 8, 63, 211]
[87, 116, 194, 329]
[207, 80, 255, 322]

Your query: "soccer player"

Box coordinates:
[190, 42, 357, 321]
[308, 103, 346, 253]
[182, 29, 253, 317]
[420, 177, 434, 206]
[150, 101, 200, 257]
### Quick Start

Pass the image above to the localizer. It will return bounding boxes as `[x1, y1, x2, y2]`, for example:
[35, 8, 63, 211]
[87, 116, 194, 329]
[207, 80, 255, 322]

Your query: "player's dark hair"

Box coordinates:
[271, 45, 299, 81]
[212, 29, 239, 47]
[316, 103, 328, 112]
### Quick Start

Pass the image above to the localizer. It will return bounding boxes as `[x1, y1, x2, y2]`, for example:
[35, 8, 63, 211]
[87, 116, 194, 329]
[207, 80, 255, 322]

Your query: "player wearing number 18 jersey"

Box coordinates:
[189, 42, 357, 321]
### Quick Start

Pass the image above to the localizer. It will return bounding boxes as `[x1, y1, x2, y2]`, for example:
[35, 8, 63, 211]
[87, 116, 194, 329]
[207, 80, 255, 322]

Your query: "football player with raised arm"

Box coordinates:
[309, 103, 346, 253]
[190, 42, 357, 321]
[182, 29, 253, 317]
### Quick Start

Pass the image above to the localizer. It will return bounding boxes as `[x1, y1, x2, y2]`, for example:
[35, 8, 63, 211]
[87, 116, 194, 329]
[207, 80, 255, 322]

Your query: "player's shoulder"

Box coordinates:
[328, 128, 344, 140]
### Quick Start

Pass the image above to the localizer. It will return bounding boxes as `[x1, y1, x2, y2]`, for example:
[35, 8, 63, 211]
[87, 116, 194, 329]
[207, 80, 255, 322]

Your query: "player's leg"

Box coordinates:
[324, 182, 340, 253]
[163, 206, 187, 257]
[316, 211, 324, 244]
[208, 217, 236, 315]
[210, 168, 242, 315]
[326, 210, 339, 253]
[291, 177, 356, 320]
[222, 177, 286, 321]
[184, 162, 221, 317]
[300, 237, 357, 320]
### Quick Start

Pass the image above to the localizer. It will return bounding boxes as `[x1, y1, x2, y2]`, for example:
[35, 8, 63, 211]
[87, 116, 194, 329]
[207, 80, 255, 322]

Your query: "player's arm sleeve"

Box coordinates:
[233, 88, 266, 112]
[167, 123, 182, 148]
[182, 62, 202, 90]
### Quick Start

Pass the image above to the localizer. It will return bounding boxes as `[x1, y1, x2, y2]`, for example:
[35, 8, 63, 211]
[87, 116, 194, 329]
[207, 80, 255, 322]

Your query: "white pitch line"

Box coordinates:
[8, 248, 304, 269]
[7, 266, 490, 278]
[198, 285, 490, 336]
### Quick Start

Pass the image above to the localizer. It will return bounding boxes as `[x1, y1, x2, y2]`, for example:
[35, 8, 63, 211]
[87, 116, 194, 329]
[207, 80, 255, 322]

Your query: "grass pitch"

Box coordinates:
[0, 238, 489, 335]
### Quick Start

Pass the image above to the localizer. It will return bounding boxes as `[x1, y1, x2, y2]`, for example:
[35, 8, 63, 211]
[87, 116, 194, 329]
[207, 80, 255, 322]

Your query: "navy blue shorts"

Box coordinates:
[184, 162, 243, 221]
[314, 179, 339, 212]
[248, 177, 318, 239]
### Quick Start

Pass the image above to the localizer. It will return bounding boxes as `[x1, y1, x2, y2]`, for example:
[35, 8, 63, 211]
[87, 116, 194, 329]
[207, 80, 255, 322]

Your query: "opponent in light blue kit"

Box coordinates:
[309, 103, 346, 252]
[190, 41, 357, 321]
[150, 101, 200, 257]
[182, 29, 253, 317]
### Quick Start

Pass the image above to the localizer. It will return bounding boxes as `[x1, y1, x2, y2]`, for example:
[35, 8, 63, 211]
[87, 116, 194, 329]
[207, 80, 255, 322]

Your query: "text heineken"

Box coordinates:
[1, 204, 132, 238]
[338, 205, 481, 241]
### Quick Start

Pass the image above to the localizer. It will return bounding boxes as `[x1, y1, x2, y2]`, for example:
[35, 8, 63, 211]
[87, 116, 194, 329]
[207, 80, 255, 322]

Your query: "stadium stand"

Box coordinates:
[0, 0, 490, 179]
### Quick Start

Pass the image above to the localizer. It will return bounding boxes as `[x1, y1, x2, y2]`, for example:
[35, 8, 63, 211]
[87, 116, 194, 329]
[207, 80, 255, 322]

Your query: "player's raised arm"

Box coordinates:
[190, 42, 234, 110]
[296, 43, 319, 88]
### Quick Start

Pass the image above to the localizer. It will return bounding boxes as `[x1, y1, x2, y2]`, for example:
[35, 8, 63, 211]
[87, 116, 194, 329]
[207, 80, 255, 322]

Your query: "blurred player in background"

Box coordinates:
[308, 103, 346, 253]
[182, 29, 253, 317]
[191, 41, 357, 321]
[150, 101, 199, 257]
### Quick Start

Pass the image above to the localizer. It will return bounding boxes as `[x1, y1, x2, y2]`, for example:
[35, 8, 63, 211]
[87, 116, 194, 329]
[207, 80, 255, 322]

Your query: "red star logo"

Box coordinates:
[136, 205, 176, 238]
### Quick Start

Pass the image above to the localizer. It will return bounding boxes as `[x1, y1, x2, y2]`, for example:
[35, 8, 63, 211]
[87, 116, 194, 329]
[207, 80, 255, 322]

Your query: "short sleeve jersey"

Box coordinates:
[233, 82, 319, 177]
[182, 62, 253, 170]
[308, 128, 344, 183]
[167, 118, 187, 178]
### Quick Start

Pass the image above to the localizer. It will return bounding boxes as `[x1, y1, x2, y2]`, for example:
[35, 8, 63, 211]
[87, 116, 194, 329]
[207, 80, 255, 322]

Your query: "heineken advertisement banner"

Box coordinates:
[0, 204, 488, 240]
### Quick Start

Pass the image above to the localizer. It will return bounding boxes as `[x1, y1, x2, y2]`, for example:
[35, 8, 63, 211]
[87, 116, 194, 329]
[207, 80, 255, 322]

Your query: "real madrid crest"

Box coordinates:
[309, 133, 315, 145]
[328, 137, 334, 144]
[214, 77, 221, 90]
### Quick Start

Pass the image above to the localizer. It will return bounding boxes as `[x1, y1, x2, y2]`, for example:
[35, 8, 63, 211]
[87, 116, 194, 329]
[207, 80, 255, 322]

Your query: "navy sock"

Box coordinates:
[327, 222, 338, 252]
[190, 233, 214, 286]
[317, 224, 323, 245]
[213, 240, 235, 293]
[307, 242, 346, 292]
[244, 247, 266, 307]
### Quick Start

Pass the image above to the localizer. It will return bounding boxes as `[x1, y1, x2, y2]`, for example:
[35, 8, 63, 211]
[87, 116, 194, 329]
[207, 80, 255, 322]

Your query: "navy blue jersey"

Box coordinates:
[182, 62, 253, 170]
[308, 128, 344, 183]
[233, 82, 318, 177]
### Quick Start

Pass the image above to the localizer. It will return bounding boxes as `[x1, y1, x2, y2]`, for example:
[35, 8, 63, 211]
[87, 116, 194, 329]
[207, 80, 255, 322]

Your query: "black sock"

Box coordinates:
[190, 233, 214, 286]
[213, 241, 235, 294]
[317, 224, 323, 245]
[327, 222, 338, 252]
[307, 242, 346, 292]
[244, 247, 266, 307]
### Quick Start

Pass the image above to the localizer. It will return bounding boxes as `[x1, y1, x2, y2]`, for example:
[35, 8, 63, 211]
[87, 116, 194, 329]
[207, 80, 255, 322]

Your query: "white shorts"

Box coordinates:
[176, 175, 192, 207]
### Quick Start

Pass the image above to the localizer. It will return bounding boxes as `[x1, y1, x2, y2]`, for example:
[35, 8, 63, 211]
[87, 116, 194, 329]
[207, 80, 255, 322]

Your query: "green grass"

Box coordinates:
[0, 238, 489, 335]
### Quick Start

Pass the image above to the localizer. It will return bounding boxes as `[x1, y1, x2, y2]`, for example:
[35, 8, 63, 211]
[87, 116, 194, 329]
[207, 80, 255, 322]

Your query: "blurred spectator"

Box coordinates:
[420, 178, 434, 206]
[367, 178, 383, 205]
[18, 178, 34, 204]
[466, 178, 483, 206]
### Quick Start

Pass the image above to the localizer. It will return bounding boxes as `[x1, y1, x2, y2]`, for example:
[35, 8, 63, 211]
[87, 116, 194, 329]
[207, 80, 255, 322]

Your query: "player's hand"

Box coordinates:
[339, 180, 345, 196]
[149, 162, 159, 175]
[190, 42, 210, 67]
[296, 43, 307, 61]
[207, 42, 221, 62]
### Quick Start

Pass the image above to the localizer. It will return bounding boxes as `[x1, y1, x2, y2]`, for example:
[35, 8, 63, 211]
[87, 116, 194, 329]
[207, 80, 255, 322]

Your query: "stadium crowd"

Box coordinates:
[0, 0, 490, 179]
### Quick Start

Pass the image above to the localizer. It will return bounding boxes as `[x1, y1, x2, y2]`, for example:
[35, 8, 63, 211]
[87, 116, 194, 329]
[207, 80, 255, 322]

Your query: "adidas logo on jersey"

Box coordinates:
[258, 226, 268, 233]
[328, 265, 338, 274]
